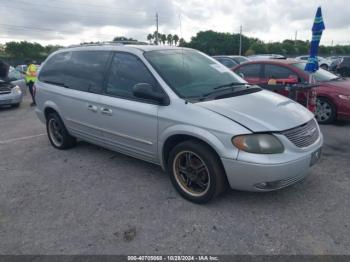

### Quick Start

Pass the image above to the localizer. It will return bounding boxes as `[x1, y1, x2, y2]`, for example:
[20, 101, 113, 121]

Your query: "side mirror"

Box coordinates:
[132, 83, 169, 105]
[238, 72, 245, 78]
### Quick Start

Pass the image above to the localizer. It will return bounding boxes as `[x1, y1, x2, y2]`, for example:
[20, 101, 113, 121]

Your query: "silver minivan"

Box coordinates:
[35, 44, 323, 203]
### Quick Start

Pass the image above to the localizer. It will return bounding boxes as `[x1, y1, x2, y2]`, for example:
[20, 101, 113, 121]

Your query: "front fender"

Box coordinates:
[158, 124, 240, 169]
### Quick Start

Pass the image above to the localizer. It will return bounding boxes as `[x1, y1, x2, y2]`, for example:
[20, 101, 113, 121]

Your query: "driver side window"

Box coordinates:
[105, 53, 157, 99]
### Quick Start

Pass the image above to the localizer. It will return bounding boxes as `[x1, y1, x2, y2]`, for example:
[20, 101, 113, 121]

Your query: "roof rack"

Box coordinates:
[67, 41, 151, 48]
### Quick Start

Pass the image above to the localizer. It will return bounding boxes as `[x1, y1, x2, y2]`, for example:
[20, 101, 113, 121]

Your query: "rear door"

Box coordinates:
[98, 52, 162, 163]
[234, 63, 263, 84]
[39, 50, 111, 142]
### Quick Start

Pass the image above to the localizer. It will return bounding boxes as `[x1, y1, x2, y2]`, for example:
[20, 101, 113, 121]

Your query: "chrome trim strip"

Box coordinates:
[66, 118, 154, 145]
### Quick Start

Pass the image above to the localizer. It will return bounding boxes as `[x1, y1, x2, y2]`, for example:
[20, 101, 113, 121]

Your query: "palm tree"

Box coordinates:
[166, 34, 173, 45]
[147, 34, 153, 44]
[160, 34, 167, 45]
[153, 31, 159, 45]
[179, 38, 186, 47]
[173, 34, 179, 46]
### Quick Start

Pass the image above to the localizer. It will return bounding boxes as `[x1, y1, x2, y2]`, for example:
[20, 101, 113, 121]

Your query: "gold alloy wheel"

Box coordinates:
[48, 118, 64, 147]
[173, 151, 211, 197]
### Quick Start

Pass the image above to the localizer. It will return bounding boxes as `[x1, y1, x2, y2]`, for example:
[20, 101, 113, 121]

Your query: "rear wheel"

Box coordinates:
[167, 140, 227, 204]
[46, 112, 76, 149]
[316, 97, 336, 124]
[320, 64, 328, 70]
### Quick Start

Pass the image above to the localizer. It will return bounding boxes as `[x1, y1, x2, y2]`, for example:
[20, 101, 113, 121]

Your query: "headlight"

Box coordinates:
[232, 134, 284, 154]
[12, 86, 22, 95]
[338, 94, 350, 101]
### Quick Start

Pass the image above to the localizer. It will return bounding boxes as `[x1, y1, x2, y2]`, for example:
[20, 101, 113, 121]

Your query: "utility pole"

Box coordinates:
[294, 30, 298, 45]
[239, 25, 242, 56]
[155, 12, 159, 45]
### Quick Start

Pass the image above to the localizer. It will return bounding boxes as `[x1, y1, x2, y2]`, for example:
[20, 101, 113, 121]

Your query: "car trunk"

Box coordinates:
[0, 60, 13, 94]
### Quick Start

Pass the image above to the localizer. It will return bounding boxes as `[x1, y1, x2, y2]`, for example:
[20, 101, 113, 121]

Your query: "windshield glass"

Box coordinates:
[144, 49, 246, 98]
[293, 62, 339, 82]
[234, 56, 249, 63]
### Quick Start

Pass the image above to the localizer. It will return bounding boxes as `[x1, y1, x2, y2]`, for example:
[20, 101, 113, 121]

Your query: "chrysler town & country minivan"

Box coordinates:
[35, 44, 323, 203]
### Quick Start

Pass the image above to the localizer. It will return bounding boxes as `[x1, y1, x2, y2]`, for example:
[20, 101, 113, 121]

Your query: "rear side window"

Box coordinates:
[39, 51, 110, 93]
[264, 64, 296, 79]
[235, 64, 261, 77]
[105, 52, 157, 99]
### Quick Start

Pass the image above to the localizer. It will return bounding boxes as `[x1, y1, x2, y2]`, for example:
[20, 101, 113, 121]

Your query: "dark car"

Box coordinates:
[337, 56, 350, 77]
[213, 55, 250, 69]
[233, 60, 350, 124]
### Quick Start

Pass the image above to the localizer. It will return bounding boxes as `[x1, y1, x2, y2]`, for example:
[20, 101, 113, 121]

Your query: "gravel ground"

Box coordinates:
[0, 95, 349, 255]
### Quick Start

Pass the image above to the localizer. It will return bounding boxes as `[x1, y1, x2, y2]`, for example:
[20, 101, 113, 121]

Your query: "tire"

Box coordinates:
[11, 103, 20, 108]
[167, 140, 228, 204]
[316, 97, 336, 124]
[46, 112, 76, 149]
[320, 64, 328, 70]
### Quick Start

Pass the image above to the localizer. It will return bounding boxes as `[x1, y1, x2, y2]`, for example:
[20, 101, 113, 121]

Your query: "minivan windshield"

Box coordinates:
[293, 62, 340, 82]
[144, 49, 247, 99]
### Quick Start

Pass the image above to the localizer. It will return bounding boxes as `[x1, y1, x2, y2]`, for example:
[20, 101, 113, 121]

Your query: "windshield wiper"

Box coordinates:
[198, 83, 256, 101]
[214, 82, 249, 90]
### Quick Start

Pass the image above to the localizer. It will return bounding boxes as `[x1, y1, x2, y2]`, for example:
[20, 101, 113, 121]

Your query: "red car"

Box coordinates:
[233, 60, 350, 124]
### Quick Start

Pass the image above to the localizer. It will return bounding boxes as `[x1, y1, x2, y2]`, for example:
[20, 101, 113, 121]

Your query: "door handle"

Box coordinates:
[101, 107, 113, 116]
[87, 104, 98, 113]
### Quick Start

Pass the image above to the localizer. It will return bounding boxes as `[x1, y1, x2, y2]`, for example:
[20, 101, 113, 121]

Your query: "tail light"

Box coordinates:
[308, 89, 317, 113]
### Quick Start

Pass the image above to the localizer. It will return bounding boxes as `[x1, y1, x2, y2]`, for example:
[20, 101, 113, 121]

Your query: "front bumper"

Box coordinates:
[221, 153, 319, 191]
[0, 92, 23, 105]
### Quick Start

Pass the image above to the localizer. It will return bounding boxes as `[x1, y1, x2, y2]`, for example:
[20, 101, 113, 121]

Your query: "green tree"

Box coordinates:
[173, 34, 179, 46]
[166, 34, 173, 45]
[160, 34, 167, 45]
[113, 36, 136, 42]
[147, 34, 153, 44]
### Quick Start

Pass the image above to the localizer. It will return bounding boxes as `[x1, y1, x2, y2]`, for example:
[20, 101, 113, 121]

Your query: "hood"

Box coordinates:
[198, 90, 314, 132]
[323, 78, 350, 95]
[0, 60, 10, 81]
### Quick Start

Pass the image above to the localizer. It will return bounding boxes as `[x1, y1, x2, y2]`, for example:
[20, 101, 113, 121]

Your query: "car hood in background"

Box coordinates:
[0, 60, 9, 80]
[322, 78, 350, 95]
[198, 90, 314, 132]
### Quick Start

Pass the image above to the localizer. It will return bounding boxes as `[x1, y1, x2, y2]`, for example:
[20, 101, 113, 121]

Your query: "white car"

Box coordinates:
[295, 56, 331, 70]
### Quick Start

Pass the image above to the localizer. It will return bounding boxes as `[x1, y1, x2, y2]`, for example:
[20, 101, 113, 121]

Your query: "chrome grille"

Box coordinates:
[280, 119, 319, 148]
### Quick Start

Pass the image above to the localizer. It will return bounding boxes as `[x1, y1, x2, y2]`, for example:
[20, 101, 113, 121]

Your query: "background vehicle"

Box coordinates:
[295, 55, 331, 70]
[8, 66, 26, 93]
[213, 55, 250, 69]
[329, 57, 343, 72]
[234, 60, 350, 124]
[35, 44, 322, 203]
[336, 56, 350, 77]
[0, 61, 23, 108]
[248, 54, 286, 60]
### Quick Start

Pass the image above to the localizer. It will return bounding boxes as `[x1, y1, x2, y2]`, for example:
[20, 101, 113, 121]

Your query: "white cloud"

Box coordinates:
[0, 0, 349, 46]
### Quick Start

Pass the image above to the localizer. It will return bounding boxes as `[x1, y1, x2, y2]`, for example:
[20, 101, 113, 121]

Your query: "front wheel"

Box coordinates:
[320, 64, 328, 70]
[167, 140, 227, 204]
[316, 97, 336, 124]
[46, 112, 76, 149]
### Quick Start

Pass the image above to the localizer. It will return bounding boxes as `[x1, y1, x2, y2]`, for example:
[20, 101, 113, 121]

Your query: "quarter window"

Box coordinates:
[39, 51, 110, 93]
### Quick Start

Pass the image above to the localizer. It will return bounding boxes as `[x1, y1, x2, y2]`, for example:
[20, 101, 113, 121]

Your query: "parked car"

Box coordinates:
[0, 61, 23, 108]
[8, 66, 26, 93]
[35, 44, 323, 203]
[295, 55, 331, 70]
[248, 54, 286, 60]
[336, 56, 350, 77]
[329, 57, 343, 72]
[233, 59, 350, 124]
[213, 55, 250, 69]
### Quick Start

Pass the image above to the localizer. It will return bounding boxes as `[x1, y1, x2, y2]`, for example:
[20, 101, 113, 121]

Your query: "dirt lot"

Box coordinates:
[0, 95, 350, 254]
